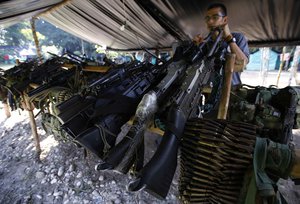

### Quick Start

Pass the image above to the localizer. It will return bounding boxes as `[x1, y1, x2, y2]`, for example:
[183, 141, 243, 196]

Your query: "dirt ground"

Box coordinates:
[0, 104, 300, 204]
[0, 109, 179, 204]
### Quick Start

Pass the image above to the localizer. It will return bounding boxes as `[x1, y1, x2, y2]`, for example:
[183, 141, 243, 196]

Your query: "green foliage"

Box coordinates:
[0, 22, 29, 47]
[20, 28, 45, 42]
[0, 19, 97, 59]
[35, 19, 96, 56]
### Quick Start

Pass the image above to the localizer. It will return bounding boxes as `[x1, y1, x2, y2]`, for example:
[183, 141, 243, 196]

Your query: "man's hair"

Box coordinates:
[207, 3, 227, 16]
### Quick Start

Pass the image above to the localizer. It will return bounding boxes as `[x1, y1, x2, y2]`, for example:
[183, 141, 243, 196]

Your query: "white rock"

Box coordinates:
[76, 172, 83, 178]
[170, 194, 177, 200]
[35, 194, 42, 199]
[114, 198, 121, 204]
[98, 175, 104, 181]
[53, 191, 63, 197]
[100, 184, 104, 188]
[63, 194, 68, 201]
[57, 167, 64, 177]
[110, 194, 118, 200]
[68, 164, 75, 172]
[63, 200, 70, 204]
[83, 199, 89, 204]
[92, 190, 100, 198]
[50, 178, 57, 184]
[111, 180, 116, 185]
[75, 180, 82, 188]
[35, 171, 46, 179]
[23, 195, 31, 201]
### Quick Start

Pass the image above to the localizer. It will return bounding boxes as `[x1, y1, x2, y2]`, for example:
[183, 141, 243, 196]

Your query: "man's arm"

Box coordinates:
[223, 24, 249, 71]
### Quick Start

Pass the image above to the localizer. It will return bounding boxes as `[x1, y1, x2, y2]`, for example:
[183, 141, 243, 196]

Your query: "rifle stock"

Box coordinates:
[128, 106, 185, 198]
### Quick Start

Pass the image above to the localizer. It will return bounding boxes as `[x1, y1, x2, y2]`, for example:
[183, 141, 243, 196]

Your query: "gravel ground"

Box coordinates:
[0, 106, 300, 204]
[0, 108, 179, 204]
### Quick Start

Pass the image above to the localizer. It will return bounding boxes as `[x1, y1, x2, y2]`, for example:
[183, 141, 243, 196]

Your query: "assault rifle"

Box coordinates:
[27, 67, 76, 98]
[56, 60, 168, 158]
[3, 60, 38, 95]
[97, 29, 227, 198]
[56, 60, 160, 125]
[86, 60, 154, 95]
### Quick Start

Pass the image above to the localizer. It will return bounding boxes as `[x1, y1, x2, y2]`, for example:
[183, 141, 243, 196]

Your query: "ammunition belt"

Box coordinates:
[179, 118, 257, 203]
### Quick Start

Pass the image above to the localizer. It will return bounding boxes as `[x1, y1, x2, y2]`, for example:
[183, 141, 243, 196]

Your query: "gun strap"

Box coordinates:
[94, 123, 114, 154]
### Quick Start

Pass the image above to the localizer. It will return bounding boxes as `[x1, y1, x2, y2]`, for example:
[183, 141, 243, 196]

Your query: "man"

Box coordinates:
[194, 3, 249, 85]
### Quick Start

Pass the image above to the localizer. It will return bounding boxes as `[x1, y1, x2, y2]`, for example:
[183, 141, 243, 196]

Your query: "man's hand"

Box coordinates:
[193, 34, 204, 46]
[222, 23, 231, 39]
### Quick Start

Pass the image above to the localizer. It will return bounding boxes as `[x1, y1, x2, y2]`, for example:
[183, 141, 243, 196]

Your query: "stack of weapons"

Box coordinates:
[179, 118, 257, 203]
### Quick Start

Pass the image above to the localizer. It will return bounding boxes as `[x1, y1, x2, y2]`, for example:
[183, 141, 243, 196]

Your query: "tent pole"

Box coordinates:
[260, 47, 270, 86]
[22, 93, 41, 162]
[2, 102, 11, 118]
[81, 39, 85, 55]
[30, 17, 42, 63]
[288, 46, 300, 86]
[276, 46, 286, 87]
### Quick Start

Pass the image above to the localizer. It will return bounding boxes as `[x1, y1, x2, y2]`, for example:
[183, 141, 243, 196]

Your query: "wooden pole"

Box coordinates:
[288, 46, 300, 86]
[3, 102, 11, 118]
[276, 46, 286, 87]
[22, 93, 41, 161]
[260, 47, 270, 86]
[81, 39, 85, 56]
[30, 17, 43, 63]
[217, 54, 236, 119]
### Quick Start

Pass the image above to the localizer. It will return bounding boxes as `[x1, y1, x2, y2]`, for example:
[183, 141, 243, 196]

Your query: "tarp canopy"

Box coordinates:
[1, 0, 300, 50]
[0, 0, 63, 26]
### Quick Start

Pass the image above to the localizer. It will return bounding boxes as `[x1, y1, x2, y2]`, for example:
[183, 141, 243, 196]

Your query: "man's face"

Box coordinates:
[205, 7, 227, 31]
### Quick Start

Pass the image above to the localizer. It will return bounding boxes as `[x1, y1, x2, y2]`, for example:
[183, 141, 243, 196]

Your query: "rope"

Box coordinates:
[94, 124, 116, 154]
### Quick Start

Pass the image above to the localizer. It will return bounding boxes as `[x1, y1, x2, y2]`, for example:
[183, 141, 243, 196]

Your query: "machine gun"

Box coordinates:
[56, 60, 168, 158]
[56, 60, 161, 125]
[27, 67, 76, 98]
[2, 60, 38, 95]
[96, 29, 227, 198]
[85, 60, 155, 95]
[26, 54, 86, 98]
